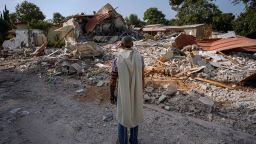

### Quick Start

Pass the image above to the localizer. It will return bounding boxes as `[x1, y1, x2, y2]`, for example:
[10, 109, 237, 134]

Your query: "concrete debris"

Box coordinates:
[157, 95, 167, 104]
[69, 42, 104, 58]
[199, 97, 214, 107]
[164, 106, 171, 111]
[1, 3, 256, 136]
[96, 81, 104, 87]
[95, 63, 110, 68]
[58, 61, 85, 75]
[103, 112, 113, 122]
[10, 108, 22, 114]
[145, 86, 154, 93]
[75, 89, 85, 93]
[144, 94, 151, 102]
[159, 48, 184, 62]
[164, 85, 177, 96]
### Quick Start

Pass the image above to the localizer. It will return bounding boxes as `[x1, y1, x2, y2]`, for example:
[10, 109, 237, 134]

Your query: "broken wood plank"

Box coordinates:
[187, 66, 206, 75]
[47, 50, 60, 57]
[218, 51, 240, 65]
[194, 77, 233, 89]
[148, 54, 170, 66]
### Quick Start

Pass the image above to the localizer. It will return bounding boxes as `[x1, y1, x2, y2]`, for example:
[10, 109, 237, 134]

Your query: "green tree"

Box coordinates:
[169, 0, 234, 32]
[9, 13, 17, 28]
[169, 18, 177, 25]
[144, 8, 167, 25]
[16, 1, 45, 23]
[53, 12, 65, 24]
[213, 13, 235, 32]
[233, 2, 256, 37]
[0, 6, 12, 44]
[125, 14, 145, 27]
[29, 19, 51, 32]
[3, 5, 10, 24]
[175, 0, 220, 25]
[169, 0, 185, 10]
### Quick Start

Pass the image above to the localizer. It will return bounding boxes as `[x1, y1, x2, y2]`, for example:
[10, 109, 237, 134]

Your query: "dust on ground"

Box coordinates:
[1, 70, 256, 144]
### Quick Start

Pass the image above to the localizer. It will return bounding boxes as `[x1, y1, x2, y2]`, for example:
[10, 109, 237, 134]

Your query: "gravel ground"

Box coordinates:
[1, 71, 256, 144]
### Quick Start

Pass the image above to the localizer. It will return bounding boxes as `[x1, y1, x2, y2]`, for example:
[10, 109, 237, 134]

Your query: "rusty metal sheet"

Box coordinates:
[175, 34, 196, 49]
[197, 37, 256, 52]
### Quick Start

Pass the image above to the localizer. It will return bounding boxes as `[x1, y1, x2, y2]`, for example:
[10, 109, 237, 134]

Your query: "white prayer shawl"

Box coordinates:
[116, 48, 144, 128]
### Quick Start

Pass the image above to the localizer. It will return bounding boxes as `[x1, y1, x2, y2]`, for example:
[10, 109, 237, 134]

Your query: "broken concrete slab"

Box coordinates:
[70, 42, 104, 58]
[96, 81, 104, 87]
[157, 95, 167, 104]
[199, 97, 214, 107]
[145, 86, 154, 93]
[164, 85, 177, 96]
[159, 48, 184, 62]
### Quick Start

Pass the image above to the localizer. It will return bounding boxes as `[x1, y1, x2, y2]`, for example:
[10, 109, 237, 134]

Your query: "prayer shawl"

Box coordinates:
[116, 48, 144, 128]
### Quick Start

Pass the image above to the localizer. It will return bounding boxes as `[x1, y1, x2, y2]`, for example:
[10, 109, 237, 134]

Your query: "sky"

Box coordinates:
[0, 0, 245, 20]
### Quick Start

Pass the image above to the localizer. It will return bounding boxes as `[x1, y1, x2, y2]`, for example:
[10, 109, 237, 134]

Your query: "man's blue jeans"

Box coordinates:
[118, 124, 138, 144]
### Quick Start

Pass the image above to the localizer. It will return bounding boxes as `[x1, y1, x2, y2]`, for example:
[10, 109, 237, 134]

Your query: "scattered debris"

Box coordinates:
[96, 81, 104, 87]
[103, 112, 113, 122]
[1, 3, 256, 137]
[69, 42, 104, 58]
[199, 97, 214, 107]
[76, 89, 85, 93]
[10, 108, 22, 114]
[31, 42, 48, 56]
[57, 3, 141, 45]
[157, 95, 167, 104]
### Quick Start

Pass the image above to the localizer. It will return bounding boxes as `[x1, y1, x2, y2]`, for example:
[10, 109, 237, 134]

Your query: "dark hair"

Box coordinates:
[121, 36, 133, 43]
[121, 36, 133, 48]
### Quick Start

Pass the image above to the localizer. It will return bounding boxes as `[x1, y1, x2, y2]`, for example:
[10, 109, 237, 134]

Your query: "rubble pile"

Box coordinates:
[57, 3, 141, 46]
[133, 33, 256, 135]
[1, 3, 256, 136]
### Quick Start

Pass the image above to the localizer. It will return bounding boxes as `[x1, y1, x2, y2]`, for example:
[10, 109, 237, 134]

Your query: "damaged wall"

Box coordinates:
[2, 29, 47, 50]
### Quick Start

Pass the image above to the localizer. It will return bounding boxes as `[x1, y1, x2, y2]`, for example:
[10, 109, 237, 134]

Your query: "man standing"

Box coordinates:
[110, 36, 144, 144]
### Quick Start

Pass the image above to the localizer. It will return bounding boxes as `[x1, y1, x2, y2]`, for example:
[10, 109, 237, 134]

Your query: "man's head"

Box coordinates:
[121, 36, 133, 48]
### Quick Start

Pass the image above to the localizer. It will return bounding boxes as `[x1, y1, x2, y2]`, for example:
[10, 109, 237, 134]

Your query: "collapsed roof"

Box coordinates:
[56, 3, 141, 46]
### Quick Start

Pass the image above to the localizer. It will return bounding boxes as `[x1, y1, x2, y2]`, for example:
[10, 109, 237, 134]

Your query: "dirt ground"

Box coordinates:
[0, 71, 256, 144]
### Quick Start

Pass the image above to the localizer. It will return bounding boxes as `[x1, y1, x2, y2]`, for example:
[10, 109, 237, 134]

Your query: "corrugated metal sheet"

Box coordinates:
[197, 37, 256, 52]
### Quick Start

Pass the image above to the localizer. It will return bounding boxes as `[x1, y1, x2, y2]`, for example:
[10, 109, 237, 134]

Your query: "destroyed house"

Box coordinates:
[57, 3, 139, 45]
